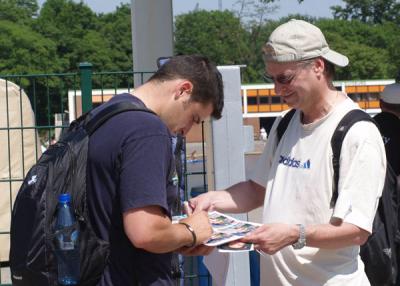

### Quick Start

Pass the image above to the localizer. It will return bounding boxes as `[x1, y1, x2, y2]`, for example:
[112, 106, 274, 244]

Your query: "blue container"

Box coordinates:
[55, 194, 80, 285]
[250, 251, 260, 286]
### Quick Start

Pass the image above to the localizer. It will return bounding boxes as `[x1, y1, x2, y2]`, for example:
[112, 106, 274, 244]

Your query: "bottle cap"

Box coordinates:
[58, 193, 71, 203]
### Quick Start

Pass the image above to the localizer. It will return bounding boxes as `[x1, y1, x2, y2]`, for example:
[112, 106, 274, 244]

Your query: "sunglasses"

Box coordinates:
[263, 72, 298, 85]
[263, 61, 314, 85]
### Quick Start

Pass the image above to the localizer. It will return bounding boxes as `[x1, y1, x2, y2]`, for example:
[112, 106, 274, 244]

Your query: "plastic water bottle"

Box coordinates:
[55, 193, 80, 285]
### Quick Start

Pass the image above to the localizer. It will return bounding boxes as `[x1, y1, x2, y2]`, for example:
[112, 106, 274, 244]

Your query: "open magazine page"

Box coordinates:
[205, 211, 260, 247]
[172, 211, 260, 250]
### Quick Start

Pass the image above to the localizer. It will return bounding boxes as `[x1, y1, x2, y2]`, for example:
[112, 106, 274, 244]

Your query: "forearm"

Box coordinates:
[304, 221, 369, 249]
[123, 206, 206, 254]
[211, 180, 265, 213]
[135, 221, 195, 253]
[245, 221, 370, 254]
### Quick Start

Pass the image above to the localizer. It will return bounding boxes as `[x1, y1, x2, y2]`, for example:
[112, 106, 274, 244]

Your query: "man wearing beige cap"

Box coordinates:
[374, 83, 400, 176]
[189, 19, 386, 285]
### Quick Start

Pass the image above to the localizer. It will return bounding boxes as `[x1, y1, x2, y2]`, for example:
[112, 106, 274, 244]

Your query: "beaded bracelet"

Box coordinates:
[179, 222, 197, 248]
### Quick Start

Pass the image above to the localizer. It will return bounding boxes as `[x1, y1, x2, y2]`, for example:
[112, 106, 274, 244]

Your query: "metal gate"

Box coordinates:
[0, 63, 211, 285]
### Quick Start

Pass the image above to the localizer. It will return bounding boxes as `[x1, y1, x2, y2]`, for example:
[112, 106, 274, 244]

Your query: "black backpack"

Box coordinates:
[9, 101, 155, 286]
[277, 109, 400, 286]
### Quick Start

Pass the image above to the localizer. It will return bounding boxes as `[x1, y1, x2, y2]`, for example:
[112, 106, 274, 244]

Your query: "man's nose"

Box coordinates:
[182, 122, 194, 136]
[274, 82, 286, 96]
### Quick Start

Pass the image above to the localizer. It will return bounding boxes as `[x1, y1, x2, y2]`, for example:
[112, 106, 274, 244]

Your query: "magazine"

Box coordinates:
[172, 211, 260, 249]
[205, 211, 260, 247]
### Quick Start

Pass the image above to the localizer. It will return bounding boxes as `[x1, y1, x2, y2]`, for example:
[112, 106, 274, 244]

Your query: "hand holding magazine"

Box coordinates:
[206, 211, 260, 250]
[173, 211, 260, 252]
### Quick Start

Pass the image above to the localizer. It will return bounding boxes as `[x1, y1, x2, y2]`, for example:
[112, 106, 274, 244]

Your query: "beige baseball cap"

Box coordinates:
[263, 19, 349, 67]
[381, 83, 400, 104]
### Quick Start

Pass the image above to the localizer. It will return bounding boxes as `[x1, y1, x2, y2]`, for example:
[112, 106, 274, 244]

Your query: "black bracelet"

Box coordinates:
[179, 222, 197, 248]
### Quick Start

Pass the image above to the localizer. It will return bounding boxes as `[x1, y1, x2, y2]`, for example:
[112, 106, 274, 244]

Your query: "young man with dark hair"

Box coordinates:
[87, 54, 224, 285]
[189, 20, 386, 285]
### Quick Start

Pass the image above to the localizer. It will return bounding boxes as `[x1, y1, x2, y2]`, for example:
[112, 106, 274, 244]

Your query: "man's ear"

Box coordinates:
[177, 81, 193, 98]
[313, 58, 324, 76]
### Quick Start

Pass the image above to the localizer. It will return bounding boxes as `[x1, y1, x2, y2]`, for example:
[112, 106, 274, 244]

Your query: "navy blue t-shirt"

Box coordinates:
[87, 94, 177, 286]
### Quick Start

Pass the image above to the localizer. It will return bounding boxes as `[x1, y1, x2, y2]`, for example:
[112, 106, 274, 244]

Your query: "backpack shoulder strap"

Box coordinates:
[277, 109, 296, 143]
[85, 101, 156, 136]
[330, 109, 375, 207]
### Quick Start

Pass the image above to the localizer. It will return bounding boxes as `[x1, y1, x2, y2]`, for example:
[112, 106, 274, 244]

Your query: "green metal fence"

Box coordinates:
[0, 63, 210, 285]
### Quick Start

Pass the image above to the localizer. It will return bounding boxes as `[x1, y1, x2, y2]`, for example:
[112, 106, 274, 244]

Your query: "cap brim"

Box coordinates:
[381, 84, 400, 104]
[322, 50, 349, 67]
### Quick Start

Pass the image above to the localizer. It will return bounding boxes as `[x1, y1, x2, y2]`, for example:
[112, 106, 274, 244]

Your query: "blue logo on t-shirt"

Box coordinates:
[278, 155, 311, 169]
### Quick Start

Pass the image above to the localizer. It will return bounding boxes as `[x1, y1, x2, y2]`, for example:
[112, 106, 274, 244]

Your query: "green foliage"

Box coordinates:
[331, 0, 400, 24]
[0, 19, 60, 74]
[316, 19, 396, 79]
[1, 0, 399, 125]
[0, 0, 38, 24]
[175, 10, 250, 67]
[1, 0, 399, 83]
[97, 4, 133, 71]
[35, 0, 100, 71]
[0, 0, 135, 126]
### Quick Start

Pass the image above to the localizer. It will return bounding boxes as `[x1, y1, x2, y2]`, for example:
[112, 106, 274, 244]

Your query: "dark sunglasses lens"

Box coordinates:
[263, 73, 273, 83]
[276, 74, 295, 85]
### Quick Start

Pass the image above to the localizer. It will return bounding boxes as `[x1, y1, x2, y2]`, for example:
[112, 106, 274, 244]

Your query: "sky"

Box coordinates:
[36, 0, 345, 19]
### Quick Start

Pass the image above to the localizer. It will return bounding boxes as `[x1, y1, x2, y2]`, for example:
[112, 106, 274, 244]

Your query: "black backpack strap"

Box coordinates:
[85, 101, 156, 136]
[277, 109, 296, 143]
[330, 109, 375, 207]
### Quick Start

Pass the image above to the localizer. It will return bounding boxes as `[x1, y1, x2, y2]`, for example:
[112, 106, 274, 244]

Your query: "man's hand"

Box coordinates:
[180, 210, 213, 246]
[241, 223, 298, 254]
[187, 193, 215, 215]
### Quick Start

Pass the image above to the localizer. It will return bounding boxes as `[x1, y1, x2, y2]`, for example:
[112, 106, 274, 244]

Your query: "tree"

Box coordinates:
[331, 0, 400, 24]
[0, 20, 60, 74]
[174, 10, 250, 79]
[316, 19, 394, 79]
[15, 0, 38, 16]
[0, 0, 38, 24]
[0, 19, 65, 126]
[98, 3, 133, 71]
[232, 0, 278, 24]
[34, 0, 100, 71]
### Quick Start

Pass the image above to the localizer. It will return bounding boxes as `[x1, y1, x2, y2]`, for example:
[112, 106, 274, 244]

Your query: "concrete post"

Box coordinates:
[205, 66, 251, 286]
[131, 0, 173, 86]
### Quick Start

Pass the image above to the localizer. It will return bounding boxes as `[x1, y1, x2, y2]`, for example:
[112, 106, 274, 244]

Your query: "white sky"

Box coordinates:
[36, 0, 344, 19]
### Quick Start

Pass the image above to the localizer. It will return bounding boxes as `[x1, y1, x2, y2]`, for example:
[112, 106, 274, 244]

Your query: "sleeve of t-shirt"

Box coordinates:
[118, 132, 172, 214]
[332, 121, 386, 233]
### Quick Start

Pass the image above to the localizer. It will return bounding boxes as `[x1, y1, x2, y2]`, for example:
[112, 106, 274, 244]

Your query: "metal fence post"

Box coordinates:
[79, 62, 93, 113]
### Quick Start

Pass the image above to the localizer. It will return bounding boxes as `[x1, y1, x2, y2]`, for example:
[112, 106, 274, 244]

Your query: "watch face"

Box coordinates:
[292, 240, 306, 249]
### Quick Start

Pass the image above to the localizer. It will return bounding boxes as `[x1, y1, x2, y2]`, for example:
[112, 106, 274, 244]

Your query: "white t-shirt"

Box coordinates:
[250, 98, 386, 286]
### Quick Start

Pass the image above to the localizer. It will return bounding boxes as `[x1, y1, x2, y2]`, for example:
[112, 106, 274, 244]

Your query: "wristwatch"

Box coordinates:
[292, 224, 306, 249]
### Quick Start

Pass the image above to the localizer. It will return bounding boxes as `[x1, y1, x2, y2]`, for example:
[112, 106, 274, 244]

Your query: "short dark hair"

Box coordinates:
[322, 59, 335, 79]
[148, 55, 224, 119]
